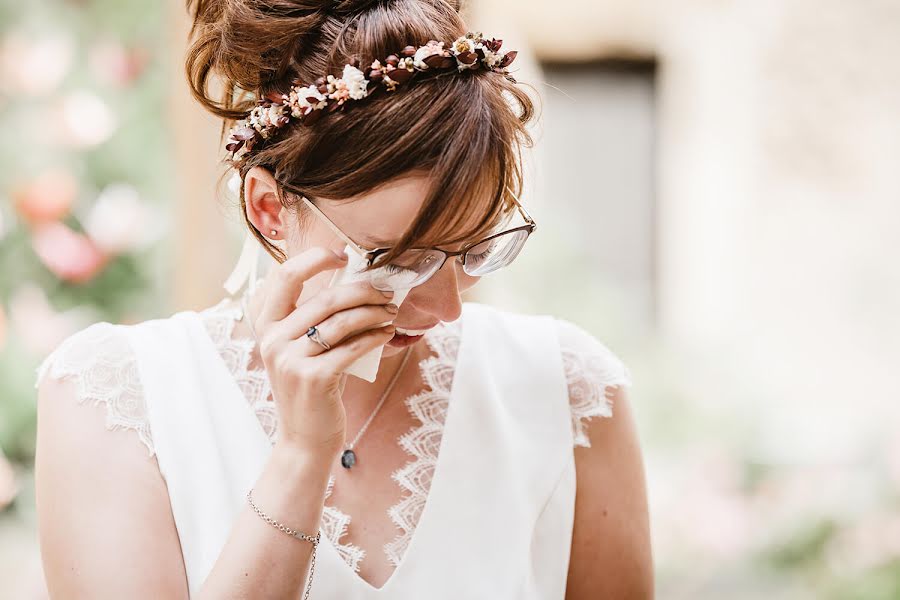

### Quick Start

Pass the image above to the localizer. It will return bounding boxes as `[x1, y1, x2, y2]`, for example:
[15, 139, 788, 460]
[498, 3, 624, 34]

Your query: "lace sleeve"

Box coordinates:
[33, 322, 156, 458]
[554, 318, 633, 449]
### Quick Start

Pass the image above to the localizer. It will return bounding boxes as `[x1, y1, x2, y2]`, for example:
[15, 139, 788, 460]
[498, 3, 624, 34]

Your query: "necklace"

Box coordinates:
[239, 290, 414, 469]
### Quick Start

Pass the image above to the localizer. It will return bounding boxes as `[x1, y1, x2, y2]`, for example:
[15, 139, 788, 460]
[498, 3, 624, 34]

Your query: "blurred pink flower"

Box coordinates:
[12, 168, 77, 224]
[88, 39, 150, 87]
[0, 32, 74, 95]
[0, 446, 18, 510]
[31, 221, 109, 284]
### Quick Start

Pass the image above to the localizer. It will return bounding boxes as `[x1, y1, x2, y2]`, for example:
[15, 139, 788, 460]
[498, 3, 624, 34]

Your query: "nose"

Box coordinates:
[405, 255, 463, 323]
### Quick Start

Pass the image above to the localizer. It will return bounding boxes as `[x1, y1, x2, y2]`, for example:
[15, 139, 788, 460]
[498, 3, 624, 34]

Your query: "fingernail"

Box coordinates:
[334, 249, 348, 260]
[380, 289, 394, 298]
[385, 303, 399, 313]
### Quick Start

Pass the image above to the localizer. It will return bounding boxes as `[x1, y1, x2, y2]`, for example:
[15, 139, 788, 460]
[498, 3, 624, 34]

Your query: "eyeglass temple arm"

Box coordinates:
[300, 187, 534, 256]
[505, 185, 535, 225]
[299, 195, 374, 258]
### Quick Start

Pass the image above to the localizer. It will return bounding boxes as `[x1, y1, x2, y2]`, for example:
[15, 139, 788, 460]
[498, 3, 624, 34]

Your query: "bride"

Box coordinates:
[33, 0, 652, 598]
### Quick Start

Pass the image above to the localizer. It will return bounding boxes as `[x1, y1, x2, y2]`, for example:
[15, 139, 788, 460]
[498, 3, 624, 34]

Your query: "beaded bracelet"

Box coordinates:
[246, 487, 322, 600]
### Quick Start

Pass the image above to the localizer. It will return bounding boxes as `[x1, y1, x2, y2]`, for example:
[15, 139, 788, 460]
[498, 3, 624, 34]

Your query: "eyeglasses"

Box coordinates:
[290, 185, 537, 292]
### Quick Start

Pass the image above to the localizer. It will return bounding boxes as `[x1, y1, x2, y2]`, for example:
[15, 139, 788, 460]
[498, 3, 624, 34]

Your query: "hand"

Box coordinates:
[247, 246, 398, 457]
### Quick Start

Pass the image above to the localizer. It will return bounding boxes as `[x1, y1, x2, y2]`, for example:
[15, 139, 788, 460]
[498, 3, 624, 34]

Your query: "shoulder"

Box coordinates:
[34, 320, 188, 596]
[552, 316, 633, 448]
[34, 319, 156, 457]
[461, 303, 634, 448]
[549, 319, 653, 597]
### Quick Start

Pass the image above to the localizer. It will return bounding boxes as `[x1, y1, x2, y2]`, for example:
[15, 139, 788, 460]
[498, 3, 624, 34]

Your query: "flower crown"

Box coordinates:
[225, 31, 518, 160]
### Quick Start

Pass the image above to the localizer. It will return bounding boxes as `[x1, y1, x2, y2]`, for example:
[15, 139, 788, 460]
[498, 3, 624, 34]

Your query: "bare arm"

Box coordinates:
[565, 385, 655, 600]
[36, 376, 334, 600]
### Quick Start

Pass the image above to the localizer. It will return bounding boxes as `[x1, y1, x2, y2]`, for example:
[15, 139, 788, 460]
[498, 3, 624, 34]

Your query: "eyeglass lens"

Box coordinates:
[367, 227, 531, 292]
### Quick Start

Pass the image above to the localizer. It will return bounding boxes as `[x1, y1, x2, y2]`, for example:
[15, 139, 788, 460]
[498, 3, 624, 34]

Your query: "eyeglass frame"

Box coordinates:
[284, 184, 537, 283]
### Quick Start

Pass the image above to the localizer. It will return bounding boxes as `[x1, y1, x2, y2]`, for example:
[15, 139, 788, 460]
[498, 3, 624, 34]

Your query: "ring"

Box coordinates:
[306, 325, 331, 350]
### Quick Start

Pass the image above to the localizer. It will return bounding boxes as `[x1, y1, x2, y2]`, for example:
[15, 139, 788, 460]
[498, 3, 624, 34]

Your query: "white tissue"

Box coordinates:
[326, 244, 410, 382]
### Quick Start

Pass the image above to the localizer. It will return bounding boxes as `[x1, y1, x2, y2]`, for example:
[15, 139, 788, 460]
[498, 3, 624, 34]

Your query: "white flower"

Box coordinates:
[83, 183, 163, 254]
[266, 104, 284, 125]
[452, 36, 476, 55]
[479, 46, 504, 68]
[340, 64, 369, 100]
[412, 40, 445, 70]
[451, 36, 480, 72]
[288, 84, 327, 116]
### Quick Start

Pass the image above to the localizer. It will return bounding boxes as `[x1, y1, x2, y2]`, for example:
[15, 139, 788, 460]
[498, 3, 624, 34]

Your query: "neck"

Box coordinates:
[341, 345, 417, 416]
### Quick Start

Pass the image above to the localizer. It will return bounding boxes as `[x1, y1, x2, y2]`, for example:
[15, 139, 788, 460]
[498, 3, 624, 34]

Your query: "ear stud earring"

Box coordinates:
[270, 229, 277, 236]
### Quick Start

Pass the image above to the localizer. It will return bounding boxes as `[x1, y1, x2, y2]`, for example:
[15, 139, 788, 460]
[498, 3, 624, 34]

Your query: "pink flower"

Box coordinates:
[88, 39, 149, 87]
[31, 221, 109, 284]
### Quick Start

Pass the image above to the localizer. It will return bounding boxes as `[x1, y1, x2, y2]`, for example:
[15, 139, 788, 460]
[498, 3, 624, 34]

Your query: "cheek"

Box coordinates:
[458, 271, 482, 292]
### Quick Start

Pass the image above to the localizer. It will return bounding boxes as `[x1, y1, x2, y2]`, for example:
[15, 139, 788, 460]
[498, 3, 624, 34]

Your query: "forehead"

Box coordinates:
[319, 171, 496, 248]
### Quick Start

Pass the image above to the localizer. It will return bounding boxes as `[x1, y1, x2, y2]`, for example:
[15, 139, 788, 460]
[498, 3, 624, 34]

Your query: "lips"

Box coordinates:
[394, 325, 435, 336]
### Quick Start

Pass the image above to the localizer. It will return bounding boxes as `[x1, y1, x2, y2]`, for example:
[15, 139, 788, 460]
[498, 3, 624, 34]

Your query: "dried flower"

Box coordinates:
[225, 31, 519, 160]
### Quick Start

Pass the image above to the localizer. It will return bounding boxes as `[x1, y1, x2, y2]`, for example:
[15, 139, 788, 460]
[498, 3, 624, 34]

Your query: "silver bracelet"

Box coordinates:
[246, 487, 322, 600]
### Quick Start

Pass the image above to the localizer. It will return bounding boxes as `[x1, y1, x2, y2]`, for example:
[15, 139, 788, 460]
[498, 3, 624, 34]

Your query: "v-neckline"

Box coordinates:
[191, 303, 470, 594]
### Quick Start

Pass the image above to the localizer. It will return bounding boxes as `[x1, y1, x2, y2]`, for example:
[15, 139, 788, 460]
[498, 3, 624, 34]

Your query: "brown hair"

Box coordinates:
[185, 0, 539, 271]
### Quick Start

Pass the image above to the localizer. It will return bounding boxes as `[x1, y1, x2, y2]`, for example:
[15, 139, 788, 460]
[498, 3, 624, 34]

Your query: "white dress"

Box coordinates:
[34, 296, 632, 598]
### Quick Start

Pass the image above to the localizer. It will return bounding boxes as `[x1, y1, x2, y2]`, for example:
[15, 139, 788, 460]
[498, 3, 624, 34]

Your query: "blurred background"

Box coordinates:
[2, 0, 899, 598]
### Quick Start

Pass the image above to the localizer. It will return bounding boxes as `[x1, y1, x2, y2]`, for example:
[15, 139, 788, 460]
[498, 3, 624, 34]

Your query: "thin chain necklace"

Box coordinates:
[239, 290, 413, 469]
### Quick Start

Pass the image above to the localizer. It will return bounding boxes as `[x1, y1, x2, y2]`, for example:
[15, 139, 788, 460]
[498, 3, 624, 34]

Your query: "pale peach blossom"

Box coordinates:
[12, 168, 77, 224]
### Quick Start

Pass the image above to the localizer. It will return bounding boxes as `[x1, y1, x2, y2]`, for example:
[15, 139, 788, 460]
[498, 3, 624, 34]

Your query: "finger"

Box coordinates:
[257, 246, 348, 327]
[296, 324, 396, 373]
[277, 284, 395, 342]
[289, 303, 397, 352]
[326, 324, 397, 373]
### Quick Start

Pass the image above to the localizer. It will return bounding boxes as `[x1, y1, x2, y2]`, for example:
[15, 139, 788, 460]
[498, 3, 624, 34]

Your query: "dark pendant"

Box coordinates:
[341, 449, 357, 469]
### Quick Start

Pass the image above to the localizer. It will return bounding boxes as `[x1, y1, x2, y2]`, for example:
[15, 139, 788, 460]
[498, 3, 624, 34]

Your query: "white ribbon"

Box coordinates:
[223, 231, 260, 296]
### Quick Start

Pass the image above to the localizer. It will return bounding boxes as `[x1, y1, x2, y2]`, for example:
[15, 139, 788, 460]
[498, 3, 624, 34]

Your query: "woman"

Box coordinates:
[33, 0, 652, 598]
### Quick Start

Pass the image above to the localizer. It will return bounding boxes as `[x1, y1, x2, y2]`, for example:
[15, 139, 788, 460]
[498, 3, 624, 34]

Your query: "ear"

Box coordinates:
[243, 166, 287, 238]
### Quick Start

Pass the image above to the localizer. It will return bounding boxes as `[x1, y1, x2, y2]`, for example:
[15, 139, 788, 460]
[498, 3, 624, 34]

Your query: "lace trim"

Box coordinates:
[198, 299, 372, 571]
[384, 317, 461, 566]
[33, 298, 631, 573]
[554, 317, 633, 448]
[33, 322, 156, 458]
[197, 298, 462, 572]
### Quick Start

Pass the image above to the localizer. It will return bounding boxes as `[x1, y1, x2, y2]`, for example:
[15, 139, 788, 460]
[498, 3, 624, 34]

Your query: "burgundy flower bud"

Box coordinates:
[423, 55, 454, 70]
[401, 45, 416, 57]
[385, 54, 399, 66]
[456, 51, 478, 65]
[387, 68, 412, 85]
[498, 51, 517, 69]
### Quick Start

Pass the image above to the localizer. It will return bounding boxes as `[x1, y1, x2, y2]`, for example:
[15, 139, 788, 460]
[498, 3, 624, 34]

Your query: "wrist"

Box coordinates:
[272, 440, 339, 478]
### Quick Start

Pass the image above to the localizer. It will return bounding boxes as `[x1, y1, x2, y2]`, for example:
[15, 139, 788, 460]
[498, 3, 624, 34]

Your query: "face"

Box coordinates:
[243, 166, 484, 357]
